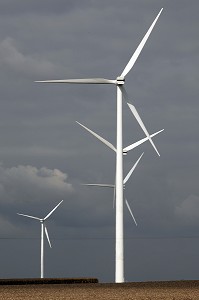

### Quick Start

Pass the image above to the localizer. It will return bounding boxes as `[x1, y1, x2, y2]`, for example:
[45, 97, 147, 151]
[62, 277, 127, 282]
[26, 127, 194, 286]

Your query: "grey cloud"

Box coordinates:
[0, 37, 57, 78]
[0, 164, 73, 206]
[0, 0, 86, 16]
[175, 195, 199, 224]
[0, 214, 22, 235]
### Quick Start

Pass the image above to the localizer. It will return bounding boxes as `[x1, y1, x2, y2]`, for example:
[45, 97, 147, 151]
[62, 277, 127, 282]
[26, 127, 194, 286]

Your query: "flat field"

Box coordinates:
[0, 280, 199, 300]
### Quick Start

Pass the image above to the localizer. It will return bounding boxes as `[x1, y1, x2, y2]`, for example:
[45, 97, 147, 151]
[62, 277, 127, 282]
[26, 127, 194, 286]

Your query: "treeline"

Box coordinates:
[0, 277, 98, 285]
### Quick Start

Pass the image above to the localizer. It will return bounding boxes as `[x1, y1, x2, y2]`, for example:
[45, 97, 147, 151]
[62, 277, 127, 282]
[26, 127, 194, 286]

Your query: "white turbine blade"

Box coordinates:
[125, 199, 137, 226]
[76, 121, 116, 152]
[121, 85, 162, 156]
[17, 213, 41, 221]
[82, 183, 115, 188]
[127, 103, 160, 156]
[82, 182, 116, 208]
[44, 199, 63, 221]
[35, 78, 116, 84]
[44, 225, 52, 248]
[123, 129, 164, 152]
[123, 152, 144, 185]
[120, 8, 163, 78]
[120, 85, 128, 100]
[113, 176, 116, 209]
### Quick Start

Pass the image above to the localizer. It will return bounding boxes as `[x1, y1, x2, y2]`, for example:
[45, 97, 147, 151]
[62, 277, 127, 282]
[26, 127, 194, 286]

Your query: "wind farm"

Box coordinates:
[36, 8, 164, 283]
[0, 1, 198, 298]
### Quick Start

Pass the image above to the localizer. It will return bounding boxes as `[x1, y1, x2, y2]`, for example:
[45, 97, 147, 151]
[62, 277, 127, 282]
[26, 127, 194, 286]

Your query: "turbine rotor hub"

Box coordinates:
[116, 76, 125, 85]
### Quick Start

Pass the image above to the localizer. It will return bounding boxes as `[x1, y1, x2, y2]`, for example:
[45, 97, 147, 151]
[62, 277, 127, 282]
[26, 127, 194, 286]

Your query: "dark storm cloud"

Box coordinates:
[0, 0, 87, 16]
[0, 37, 57, 78]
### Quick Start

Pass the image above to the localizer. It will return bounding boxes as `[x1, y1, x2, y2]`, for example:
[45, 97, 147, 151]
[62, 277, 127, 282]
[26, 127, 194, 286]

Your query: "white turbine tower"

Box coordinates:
[36, 9, 163, 282]
[17, 200, 63, 278]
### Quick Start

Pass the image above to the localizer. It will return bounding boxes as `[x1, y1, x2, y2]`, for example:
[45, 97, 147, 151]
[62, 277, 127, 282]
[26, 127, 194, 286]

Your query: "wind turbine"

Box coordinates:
[36, 8, 163, 282]
[76, 120, 163, 217]
[17, 200, 63, 278]
[83, 152, 145, 226]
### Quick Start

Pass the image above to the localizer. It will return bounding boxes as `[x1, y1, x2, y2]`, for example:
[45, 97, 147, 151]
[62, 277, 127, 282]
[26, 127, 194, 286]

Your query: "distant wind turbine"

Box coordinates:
[17, 200, 63, 278]
[83, 152, 145, 227]
[36, 8, 163, 282]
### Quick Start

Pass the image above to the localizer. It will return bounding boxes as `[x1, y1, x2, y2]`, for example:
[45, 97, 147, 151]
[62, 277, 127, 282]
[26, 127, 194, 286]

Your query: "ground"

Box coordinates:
[0, 281, 199, 299]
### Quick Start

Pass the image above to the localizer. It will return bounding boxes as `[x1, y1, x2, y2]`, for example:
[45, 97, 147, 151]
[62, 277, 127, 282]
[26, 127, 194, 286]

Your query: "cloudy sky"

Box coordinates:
[0, 0, 198, 283]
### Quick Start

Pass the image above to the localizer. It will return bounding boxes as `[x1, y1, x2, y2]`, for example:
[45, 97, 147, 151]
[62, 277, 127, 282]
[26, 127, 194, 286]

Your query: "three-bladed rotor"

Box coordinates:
[17, 200, 63, 278]
[36, 8, 163, 157]
[17, 199, 63, 248]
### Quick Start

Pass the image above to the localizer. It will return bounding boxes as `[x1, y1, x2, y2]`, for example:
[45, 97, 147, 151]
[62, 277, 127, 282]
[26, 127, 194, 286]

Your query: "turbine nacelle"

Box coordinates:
[116, 77, 125, 85]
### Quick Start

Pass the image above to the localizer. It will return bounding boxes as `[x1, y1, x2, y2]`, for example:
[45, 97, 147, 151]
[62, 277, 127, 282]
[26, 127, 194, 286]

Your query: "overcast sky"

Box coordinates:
[0, 0, 198, 283]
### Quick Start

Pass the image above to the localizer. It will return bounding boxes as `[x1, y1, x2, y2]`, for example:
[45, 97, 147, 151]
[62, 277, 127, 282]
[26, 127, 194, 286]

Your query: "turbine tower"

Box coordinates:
[17, 200, 63, 278]
[36, 9, 163, 282]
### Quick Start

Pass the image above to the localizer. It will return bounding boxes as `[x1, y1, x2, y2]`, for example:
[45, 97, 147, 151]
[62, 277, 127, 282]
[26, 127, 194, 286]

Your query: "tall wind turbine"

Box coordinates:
[17, 200, 63, 278]
[36, 9, 163, 282]
[83, 152, 145, 226]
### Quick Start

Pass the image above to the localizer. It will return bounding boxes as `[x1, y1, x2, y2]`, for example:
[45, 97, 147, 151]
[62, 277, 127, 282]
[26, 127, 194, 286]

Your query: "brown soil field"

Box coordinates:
[0, 280, 199, 300]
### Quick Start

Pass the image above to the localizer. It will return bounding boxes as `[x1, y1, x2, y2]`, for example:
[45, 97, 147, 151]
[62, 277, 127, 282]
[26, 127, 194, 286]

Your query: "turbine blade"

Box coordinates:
[120, 85, 128, 100]
[35, 78, 116, 84]
[82, 183, 115, 188]
[123, 129, 164, 152]
[123, 152, 144, 185]
[113, 176, 116, 209]
[120, 8, 163, 78]
[44, 199, 63, 221]
[76, 121, 116, 152]
[125, 199, 137, 226]
[127, 103, 160, 156]
[82, 182, 116, 209]
[17, 213, 41, 221]
[121, 85, 161, 156]
[44, 225, 52, 248]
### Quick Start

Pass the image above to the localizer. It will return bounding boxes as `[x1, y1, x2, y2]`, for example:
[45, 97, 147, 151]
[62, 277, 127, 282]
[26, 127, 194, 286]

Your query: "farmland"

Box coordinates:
[0, 280, 199, 299]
